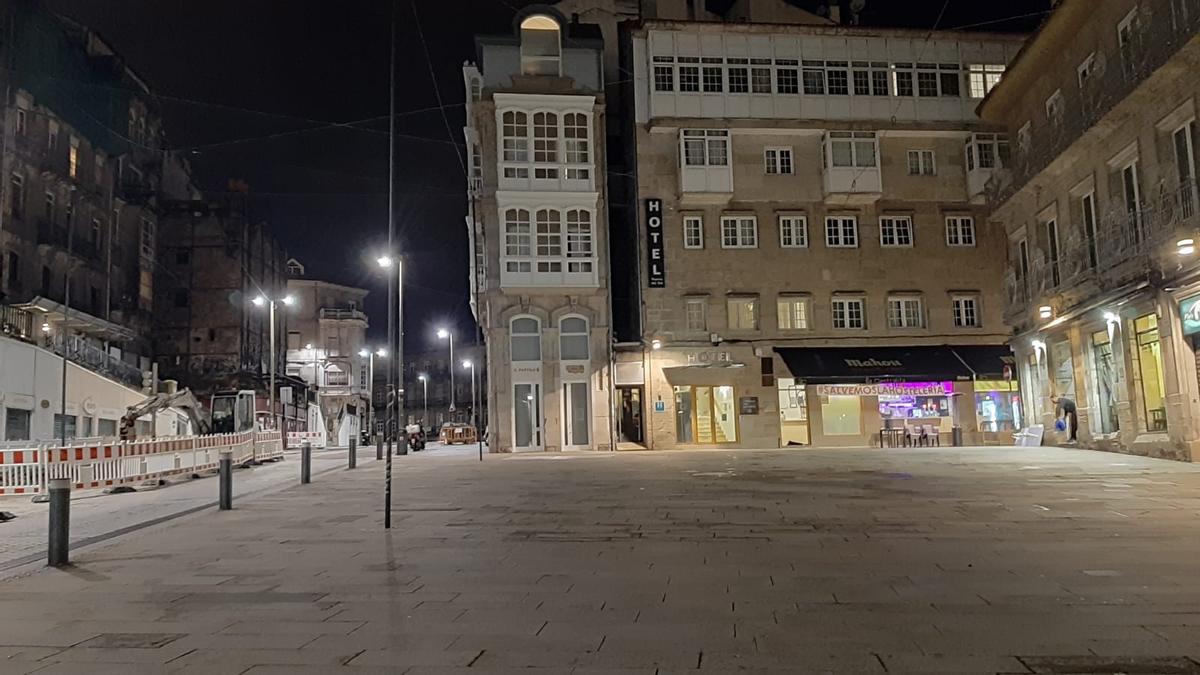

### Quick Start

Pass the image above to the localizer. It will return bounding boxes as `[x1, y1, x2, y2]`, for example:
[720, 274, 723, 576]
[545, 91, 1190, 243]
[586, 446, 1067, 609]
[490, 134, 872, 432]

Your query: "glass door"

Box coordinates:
[513, 383, 543, 451]
[562, 381, 590, 449]
[1091, 329, 1119, 434]
[674, 386, 693, 443]
[695, 386, 714, 443]
[674, 385, 738, 445]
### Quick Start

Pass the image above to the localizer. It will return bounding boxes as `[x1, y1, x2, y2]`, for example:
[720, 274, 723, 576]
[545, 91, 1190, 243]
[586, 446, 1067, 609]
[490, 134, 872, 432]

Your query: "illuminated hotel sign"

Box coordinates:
[646, 198, 665, 288]
[1181, 293, 1200, 335]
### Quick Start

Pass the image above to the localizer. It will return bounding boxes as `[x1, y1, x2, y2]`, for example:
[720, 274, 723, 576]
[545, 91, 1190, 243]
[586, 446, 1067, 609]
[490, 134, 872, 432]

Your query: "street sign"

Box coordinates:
[654, 400, 666, 413]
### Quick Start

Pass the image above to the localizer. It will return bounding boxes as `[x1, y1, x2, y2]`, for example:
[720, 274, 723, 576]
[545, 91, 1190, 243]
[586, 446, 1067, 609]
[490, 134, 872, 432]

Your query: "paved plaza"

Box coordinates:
[5, 445, 1200, 673]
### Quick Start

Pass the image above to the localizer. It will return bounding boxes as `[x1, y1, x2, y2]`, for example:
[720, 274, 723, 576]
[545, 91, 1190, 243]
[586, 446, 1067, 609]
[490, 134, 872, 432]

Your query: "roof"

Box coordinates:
[975, 0, 1071, 118]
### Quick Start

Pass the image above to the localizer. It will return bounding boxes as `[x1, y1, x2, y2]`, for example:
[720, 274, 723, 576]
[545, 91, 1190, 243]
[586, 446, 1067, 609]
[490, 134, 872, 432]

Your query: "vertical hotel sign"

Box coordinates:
[1181, 293, 1200, 335]
[646, 198, 665, 288]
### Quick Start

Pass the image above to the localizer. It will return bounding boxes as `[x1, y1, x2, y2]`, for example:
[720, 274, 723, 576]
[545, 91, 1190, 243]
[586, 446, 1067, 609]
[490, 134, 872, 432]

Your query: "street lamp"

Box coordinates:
[376, 253, 405, 529]
[463, 359, 483, 461]
[438, 328, 455, 412]
[417, 373, 428, 430]
[359, 347, 387, 439]
[251, 293, 295, 432]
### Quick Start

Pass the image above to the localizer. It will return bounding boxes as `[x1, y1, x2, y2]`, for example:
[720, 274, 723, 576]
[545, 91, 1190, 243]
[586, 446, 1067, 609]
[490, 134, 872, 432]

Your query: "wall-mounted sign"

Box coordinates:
[654, 400, 666, 412]
[686, 351, 732, 364]
[739, 396, 759, 415]
[564, 364, 586, 375]
[1181, 293, 1200, 335]
[646, 198, 665, 288]
[814, 382, 951, 397]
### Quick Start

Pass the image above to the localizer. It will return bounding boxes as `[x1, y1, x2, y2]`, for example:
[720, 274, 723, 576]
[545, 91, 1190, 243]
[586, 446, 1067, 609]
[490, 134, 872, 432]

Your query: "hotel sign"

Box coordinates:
[1181, 293, 1200, 335]
[646, 198, 665, 288]
[815, 383, 949, 397]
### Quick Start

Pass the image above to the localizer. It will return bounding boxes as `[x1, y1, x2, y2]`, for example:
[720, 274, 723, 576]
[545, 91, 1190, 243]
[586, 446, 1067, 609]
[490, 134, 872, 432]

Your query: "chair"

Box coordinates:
[925, 424, 940, 447]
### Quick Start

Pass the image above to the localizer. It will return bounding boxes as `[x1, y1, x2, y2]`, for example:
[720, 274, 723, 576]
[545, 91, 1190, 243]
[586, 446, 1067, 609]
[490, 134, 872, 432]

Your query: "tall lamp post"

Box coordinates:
[252, 293, 295, 431]
[359, 347, 387, 440]
[437, 328, 455, 413]
[463, 359, 482, 461]
[417, 373, 428, 430]
[377, 254, 404, 529]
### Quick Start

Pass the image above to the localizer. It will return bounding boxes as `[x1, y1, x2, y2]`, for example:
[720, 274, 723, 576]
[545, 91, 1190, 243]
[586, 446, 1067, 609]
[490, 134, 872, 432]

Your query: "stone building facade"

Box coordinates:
[465, 8, 614, 452]
[618, 18, 1026, 449]
[981, 0, 1200, 460]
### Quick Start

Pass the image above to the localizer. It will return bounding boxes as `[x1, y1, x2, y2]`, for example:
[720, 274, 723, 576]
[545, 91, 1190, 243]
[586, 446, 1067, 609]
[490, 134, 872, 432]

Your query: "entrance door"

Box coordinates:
[617, 385, 644, 443]
[563, 381, 590, 449]
[513, 383, 543, 451]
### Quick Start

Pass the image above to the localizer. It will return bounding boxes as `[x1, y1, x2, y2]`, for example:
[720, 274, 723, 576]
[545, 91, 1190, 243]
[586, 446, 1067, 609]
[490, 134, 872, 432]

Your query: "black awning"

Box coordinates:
[949, 345, 1017, 378]
[774, 345, 974, 384]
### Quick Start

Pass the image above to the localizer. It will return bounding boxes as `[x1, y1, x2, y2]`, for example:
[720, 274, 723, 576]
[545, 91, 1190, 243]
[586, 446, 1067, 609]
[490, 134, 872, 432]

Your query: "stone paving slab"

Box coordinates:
[7, 446, 1200, 671]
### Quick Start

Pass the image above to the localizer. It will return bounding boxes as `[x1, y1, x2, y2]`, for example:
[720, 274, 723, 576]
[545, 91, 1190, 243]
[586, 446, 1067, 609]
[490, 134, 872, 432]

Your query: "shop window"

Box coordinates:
[974, 381, 1021, 433]
[1133, 313, 1167, 431]
[1091, 329, 1120, 435]
[821, 395, 860, 436]
[674, 385, 737, 444]
[777, 378, 809, 445]
[1049, 339, 1076, 400]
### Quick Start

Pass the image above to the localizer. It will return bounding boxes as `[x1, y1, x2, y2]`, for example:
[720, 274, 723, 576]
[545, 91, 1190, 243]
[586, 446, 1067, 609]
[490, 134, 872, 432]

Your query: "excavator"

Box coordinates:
[119, 388, 256, 441]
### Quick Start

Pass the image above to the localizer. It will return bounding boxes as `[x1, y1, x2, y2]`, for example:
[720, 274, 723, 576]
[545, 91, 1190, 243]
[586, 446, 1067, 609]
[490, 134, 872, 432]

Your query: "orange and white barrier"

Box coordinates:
[0, 430, 286, 496]
[286, 430, 326, 450]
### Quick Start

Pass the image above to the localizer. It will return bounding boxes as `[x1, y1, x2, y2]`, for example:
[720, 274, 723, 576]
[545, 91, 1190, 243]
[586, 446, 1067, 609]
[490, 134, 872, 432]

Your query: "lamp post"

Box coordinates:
[437, 328, 455, 413]
[359, 347, 387, 438]
[376, 254, 403, 529]
[417, 373, 428, 430]
[252, 294, 294, 432]
[463, 359, 482, 461]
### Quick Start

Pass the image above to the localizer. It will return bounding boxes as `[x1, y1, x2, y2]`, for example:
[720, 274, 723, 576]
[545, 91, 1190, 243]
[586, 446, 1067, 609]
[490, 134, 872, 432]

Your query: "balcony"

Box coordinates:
[1005, 179, 1200, 324]
[992, 0, 1200, 204]
[319, 307, 368, 323]
[36, 223, 102, 263]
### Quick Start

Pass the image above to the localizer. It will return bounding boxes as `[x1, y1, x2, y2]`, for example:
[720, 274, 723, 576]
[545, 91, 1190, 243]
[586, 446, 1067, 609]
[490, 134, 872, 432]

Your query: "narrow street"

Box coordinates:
[5, 445, 1200, 673]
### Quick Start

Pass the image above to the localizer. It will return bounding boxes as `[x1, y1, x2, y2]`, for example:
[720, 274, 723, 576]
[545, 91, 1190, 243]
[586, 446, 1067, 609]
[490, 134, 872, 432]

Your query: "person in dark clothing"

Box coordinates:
[1052, 395, 1078, 442]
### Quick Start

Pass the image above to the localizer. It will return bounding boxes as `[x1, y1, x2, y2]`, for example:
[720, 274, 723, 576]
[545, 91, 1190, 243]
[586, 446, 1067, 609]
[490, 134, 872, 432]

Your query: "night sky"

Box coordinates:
[43, 0, 1047, 352]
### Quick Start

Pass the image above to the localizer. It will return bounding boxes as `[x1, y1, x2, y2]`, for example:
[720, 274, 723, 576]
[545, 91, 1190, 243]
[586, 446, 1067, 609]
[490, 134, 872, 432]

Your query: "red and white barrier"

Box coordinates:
[286, 430, 326, 449]
[0, 429, 286, 496]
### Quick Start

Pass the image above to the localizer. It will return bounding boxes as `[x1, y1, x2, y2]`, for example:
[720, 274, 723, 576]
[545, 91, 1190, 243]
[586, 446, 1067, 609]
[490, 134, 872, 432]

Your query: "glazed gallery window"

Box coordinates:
[879, 216, 914, 248]
[565, 209, 593, 273]
[519, 14, 561, 76]
[827, 131, 877, 168]
[500, 109, 592, 180]
[510, 317, 541, 362]
[720, 216, 757, 249]
[832, 297, 865, 329]
[777, 296, 810, 331]
[726, 297, 758, 330]
[967, 64, 1005, 98]
[1133, 313, 1167, 431]
[504, 208, 532, 272]
[682, 129, 729, 167]
[562, 112, 590, 180]
[673, 385, 737, 444]
[653, 57, 674, 91]
[501, 111, 529, 177]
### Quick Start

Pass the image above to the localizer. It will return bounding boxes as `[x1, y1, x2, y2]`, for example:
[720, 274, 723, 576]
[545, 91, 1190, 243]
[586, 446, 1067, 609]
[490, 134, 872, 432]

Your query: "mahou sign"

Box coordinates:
[646, 198, 665, 288]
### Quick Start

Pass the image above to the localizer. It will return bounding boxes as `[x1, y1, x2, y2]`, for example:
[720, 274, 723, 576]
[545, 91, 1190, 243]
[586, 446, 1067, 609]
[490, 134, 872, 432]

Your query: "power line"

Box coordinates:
[409, 0, 467, 178]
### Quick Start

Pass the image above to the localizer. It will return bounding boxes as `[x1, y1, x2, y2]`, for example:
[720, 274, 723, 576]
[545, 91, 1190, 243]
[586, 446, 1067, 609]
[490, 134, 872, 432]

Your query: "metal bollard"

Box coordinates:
[301, 442, 312, 484]
[219, 449, 233, 510]
[47, 478, 70, 567]
[348, 438, 357, 469]
[376, 437, 383, 461]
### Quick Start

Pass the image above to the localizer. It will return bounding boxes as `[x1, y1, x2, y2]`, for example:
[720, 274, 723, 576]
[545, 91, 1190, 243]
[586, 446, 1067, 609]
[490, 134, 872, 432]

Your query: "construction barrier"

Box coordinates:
[0, 429, 286, 496]
[286, 430, 326, 450]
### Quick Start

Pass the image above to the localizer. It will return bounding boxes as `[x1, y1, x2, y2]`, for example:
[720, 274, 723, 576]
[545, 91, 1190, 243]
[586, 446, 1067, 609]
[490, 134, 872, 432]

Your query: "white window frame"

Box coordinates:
[1018, 122, 1032, 156]
[907, 149, 935, 176]
[139, 216, 155, 261]
[726, 296, 759, 331]
[764, 147, 793, 175]
[504, 207, 533, 273]
[559, 315, 590, 361]
[887, 296, 925, 329]
[1045, 89, 1065, 127]
[681, 129, 729, 168]
[824, 216, 858, 248]
[826, 131, 877, 169]
[967, 64, 1005, 99]
[952, 294, 981, 328]
[777, 296, 810, 331]
[966, 133, 1009, 170]
[945, 215, 976, 247]
[1077, 53, 1096, 87]
[831, 297, 866, 330]
[685, 297, 707, 331]
[683, 214, 704, 249]
[510, 316, 542, 362]
[720, 215, 758, 249]
[14, 108, 26, 136]
[778, 214, 808, 249]
[879, 216, 914, 248]
[499, 108, 592, 183]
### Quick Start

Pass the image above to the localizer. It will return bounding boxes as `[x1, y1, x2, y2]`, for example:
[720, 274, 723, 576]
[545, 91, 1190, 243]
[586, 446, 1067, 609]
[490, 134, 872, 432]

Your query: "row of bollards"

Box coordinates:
[46, 438, 371, 568]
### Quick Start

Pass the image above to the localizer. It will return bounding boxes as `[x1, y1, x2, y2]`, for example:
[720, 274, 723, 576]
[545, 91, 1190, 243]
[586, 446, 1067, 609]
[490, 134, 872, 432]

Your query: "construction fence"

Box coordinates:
[0, 430, 285, 496]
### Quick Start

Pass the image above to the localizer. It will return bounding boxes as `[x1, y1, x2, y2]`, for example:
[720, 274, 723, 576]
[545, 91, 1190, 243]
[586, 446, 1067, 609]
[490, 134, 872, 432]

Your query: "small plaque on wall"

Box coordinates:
[739, 396, 759, 415]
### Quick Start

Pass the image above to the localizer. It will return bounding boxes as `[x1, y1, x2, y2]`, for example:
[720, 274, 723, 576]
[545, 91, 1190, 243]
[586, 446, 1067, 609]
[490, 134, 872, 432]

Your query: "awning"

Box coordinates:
[948, 345, 1017, 378]
[774, 345, 973, 383]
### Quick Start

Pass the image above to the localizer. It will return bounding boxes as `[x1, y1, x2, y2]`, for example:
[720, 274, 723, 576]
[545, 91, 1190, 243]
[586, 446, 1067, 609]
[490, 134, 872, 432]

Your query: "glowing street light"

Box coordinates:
[438, 328, 456, 412]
